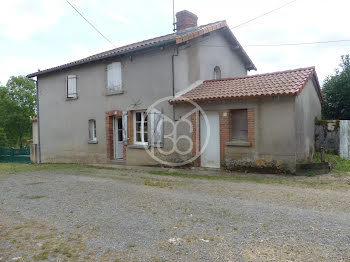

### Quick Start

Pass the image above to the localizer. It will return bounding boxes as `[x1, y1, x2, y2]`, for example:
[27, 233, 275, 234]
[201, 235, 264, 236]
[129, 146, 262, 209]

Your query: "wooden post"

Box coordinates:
[320, 147, 325, 163]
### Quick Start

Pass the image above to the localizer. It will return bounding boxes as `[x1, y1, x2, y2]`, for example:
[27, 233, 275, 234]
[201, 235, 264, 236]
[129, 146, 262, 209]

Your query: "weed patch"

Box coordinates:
[143, 178, 174, 188]
[313, 153, 350, 173]
[25, 182, 45, 186]
[305, 172, 316, 177]
[0, 163, 120, 175]
[21, 195, 46, 200]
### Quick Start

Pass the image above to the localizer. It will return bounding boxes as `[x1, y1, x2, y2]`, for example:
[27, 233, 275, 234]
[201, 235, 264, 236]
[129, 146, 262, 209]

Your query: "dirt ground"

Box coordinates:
[1, 164, 350, 261]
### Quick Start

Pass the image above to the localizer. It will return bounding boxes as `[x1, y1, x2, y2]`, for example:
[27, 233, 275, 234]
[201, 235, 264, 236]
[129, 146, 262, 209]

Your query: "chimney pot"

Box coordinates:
[176, 10, 198, 31]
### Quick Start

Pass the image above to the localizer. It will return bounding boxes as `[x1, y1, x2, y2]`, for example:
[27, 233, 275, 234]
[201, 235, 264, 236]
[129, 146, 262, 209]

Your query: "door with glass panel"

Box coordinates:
[113, 117, 123, 159]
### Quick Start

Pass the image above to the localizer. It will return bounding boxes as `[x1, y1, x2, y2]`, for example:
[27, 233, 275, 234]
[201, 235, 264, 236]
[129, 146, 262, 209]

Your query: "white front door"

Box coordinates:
[114, 117, 123, 159]
[200, 111, 220, 168]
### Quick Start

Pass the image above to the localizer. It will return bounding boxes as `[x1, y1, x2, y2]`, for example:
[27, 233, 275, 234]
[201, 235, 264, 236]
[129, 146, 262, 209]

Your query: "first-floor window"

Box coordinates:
[134, 111, 148, 145]
[89, 119, 97, 141]
[214, 66, 221, 79]
[67, 75, 77, 98]
[231, 109, 248, 140]
[107, 62, 122, 92]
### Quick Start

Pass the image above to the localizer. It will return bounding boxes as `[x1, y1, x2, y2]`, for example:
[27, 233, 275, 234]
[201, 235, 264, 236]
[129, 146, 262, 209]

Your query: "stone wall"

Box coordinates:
[315, 120, 350, 159]
[315, 120, 340, 154]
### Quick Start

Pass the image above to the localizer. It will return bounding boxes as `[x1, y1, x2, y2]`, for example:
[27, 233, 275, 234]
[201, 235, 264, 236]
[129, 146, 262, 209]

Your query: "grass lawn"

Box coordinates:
[313, 153, 350, 173]
[0, 163, 115, 174]
[0, 153, 350, 187]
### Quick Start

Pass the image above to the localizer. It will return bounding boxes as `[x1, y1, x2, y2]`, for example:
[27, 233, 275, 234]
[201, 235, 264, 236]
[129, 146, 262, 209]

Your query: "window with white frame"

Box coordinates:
[66, 75, 77, 98]
[134, 111, 148, 145]
[213, 66, 221, 79]
[107, 62, 122, 92]
[88, 119, 97, 141]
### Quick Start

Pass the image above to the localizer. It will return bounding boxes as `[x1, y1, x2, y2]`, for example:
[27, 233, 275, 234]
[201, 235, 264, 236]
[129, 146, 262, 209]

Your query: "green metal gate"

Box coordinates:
[0, 147, 30, 163]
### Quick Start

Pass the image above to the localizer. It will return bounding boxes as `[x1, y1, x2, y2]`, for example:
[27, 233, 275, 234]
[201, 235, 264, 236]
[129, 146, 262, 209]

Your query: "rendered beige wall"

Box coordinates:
[32, 120, 38, 144]
[173, 30, 247, 94]
[37, 31, 248, 164]
[175, 96, 297, 172]
[295, 79, 322, 162]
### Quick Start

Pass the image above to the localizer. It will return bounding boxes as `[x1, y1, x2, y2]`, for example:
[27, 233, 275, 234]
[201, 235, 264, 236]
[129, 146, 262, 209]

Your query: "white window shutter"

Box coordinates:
[107, 62, 122, 91]
[67, 75, 77, 98]
[122, 111, 128, 144]
[107, 64, 114, 90]
[149, 108, 163, 147]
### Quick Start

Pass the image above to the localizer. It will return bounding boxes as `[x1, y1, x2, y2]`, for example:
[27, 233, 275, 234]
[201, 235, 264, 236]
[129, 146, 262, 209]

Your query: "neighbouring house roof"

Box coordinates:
[170, 67, 323, 103]
[27, 21, 256, 78]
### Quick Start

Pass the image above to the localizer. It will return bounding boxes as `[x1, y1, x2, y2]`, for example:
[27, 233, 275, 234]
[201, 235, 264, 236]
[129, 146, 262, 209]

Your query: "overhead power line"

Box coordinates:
[64, 0, 116, 48]
[198, 39, 350, 49]
[246, 39, 350, 47]
[231, 0, 298, 30]
[184, 0, 301, 49]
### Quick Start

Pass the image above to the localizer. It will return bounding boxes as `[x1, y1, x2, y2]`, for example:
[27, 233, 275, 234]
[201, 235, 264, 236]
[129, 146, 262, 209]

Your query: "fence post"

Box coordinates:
[320, 147, 325, 163]
[10, 148, 14, 162]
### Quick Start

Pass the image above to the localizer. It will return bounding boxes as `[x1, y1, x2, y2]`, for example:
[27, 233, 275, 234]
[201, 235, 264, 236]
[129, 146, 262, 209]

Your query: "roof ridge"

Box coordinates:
[83, 20, 227, 60]
[204, 66, 315, 83]
[27, 20, 253, 78]
[175, 20, 225, 36]
[85, 33, 177, 59]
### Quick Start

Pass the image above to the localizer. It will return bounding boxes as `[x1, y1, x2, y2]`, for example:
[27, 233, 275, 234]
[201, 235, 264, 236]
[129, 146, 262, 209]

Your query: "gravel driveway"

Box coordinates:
[1, 165, 350, 261]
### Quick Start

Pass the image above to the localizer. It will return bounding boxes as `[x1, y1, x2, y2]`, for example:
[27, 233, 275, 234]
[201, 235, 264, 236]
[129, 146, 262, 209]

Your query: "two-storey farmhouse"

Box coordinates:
[28, 10, 323, 173]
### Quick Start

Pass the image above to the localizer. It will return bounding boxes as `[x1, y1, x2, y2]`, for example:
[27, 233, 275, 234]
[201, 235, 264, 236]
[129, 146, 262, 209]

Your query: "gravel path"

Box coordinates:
[1, 166, 350, 261]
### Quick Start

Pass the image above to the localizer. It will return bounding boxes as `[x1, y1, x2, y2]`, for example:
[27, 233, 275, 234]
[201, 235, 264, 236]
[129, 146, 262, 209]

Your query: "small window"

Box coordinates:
[88, 119, 97, 141]
[107, 62, 122, 92]
[134, 111, 148, 145]
[214, 66, 221, 79]
[231, 109, 248, 140]
[67, 75, 77, 98]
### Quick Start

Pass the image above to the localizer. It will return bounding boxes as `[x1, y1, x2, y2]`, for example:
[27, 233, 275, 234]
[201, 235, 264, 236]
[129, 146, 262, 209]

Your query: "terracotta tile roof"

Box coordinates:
[28, 20, 255, 77]
[171, 67, 323, 103]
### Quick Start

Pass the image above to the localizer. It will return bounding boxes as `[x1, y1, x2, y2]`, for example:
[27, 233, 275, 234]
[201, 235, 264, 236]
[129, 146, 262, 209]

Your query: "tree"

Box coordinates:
[0, 128, 7, 147]
[0, 76, 36, 147]
[6, 76, 36, 117]
[322, 55, 350, 119]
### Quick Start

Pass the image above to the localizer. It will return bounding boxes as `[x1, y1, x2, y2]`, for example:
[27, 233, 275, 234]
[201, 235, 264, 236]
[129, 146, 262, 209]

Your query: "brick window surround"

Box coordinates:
[219, 108, 255, 166]
[219, 110, 232, 166]
[192, 108, 255, 168]
[105, 110, 127, 161]
[247, 108, 255, 147]
[107, 108, 255, 165]
[191, 111, 201, 167]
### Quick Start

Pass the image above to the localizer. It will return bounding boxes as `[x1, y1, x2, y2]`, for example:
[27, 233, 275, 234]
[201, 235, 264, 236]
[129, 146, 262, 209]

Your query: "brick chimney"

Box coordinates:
[176, 10, 198, 31]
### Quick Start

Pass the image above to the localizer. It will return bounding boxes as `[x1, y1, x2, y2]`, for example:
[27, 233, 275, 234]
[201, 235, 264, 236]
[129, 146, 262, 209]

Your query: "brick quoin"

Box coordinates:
[219, 110, 232, 167]
[127, 111, 134, 146]
[247, 108, 255, 148]
[105, 110, 123, 160]
[191, 111, 200, 167]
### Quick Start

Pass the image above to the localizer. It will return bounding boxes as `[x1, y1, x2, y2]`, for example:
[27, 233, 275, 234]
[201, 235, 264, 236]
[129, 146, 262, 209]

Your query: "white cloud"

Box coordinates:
[0, 56, 67, 85]
[0, 0, 65, 40]
[1, 0, 349, 84]
[83, 0, 131, 25]
[0, 38, 139, 85]
[69, 39, 136, 61]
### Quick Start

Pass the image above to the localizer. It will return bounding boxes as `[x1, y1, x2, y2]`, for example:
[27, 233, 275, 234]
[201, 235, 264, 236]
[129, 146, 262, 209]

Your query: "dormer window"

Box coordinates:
[214, 66, 221, 80]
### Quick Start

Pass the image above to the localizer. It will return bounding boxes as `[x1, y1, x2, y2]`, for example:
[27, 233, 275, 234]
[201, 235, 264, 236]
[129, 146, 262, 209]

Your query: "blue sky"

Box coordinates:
[1, 0, 349, 85]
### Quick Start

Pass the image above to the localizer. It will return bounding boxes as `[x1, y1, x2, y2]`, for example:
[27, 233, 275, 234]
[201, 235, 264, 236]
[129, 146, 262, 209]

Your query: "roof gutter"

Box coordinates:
[27, 39, 177, 78]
